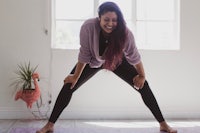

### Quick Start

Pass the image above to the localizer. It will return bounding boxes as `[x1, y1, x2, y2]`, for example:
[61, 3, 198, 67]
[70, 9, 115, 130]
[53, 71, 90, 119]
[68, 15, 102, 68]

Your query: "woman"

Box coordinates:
[37, 2, 177, 133]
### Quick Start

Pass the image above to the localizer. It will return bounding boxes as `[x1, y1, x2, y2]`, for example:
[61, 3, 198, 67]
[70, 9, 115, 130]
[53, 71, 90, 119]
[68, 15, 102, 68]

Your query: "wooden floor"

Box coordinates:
[1, 119, 200, 133]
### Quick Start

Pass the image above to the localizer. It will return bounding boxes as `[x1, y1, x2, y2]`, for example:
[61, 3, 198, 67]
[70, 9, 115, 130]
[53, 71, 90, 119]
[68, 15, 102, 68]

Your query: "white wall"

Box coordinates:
[0, 0, 200, 120]
[0, 0, 52, 119]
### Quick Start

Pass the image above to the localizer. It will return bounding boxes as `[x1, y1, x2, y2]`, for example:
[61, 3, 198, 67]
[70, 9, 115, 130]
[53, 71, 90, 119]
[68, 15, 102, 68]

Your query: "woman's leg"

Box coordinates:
[49, 64, 101, 123]
[36, 64, 101, 133]
[113, 59, 177, 133]
[113, 59, 164, 122]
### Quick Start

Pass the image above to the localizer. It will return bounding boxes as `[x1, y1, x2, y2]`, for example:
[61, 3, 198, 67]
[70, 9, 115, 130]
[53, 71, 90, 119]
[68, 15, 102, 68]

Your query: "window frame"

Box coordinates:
[52, 0, 180, 50]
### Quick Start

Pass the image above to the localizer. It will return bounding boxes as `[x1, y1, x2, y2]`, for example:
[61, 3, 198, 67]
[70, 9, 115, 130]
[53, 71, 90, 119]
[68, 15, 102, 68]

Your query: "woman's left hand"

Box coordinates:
[133, 75, 145, 90]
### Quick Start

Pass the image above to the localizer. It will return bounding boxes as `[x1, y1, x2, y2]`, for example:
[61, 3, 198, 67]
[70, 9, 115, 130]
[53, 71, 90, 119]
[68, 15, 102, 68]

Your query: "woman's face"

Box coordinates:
[99, 11, 118, 34]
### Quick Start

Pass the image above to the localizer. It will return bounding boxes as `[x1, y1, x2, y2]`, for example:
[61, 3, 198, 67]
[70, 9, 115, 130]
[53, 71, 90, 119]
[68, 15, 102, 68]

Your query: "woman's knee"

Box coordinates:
[138, 81, 150, 93]
[62, 83, 74, 93]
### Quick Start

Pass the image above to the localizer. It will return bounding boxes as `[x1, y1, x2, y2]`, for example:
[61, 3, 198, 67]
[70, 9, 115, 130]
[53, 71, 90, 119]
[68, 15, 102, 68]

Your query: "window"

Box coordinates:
[52, 0, 180, 50]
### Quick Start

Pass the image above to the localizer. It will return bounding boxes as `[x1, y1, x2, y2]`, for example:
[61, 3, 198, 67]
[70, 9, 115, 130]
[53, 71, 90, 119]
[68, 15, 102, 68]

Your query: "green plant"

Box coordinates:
[11, 62, 38, 91]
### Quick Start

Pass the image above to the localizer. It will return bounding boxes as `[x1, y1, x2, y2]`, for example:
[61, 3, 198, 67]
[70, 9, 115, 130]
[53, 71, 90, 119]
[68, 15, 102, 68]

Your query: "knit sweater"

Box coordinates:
[78, 17, 141, 68]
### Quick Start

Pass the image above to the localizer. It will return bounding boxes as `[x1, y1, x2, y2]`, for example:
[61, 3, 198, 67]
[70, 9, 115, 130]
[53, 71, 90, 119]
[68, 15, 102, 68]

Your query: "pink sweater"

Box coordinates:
[78, 18, 141, 68]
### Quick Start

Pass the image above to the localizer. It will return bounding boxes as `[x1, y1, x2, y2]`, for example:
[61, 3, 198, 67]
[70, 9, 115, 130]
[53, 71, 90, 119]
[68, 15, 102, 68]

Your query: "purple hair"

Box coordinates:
[98, 2, 127, 71]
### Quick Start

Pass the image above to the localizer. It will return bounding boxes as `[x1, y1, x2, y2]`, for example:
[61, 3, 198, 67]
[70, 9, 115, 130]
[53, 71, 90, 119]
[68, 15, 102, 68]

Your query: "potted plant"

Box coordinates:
[11, 62, 41, 108]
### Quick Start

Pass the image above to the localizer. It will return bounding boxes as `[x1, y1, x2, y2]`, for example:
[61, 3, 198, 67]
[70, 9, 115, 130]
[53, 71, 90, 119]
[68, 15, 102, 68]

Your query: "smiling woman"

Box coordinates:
[37, 2, 177, 133]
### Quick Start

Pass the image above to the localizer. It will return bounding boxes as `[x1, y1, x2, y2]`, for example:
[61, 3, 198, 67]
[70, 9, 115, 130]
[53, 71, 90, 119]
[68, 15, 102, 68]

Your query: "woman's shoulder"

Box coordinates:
[81, 17, 100, 29]
[125, 27, 135, 39]
[126, 27, 133, 35]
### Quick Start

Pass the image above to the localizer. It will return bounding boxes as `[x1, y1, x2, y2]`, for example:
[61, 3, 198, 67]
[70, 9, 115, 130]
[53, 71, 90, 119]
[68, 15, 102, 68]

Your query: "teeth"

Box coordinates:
[106, 26, 112, 29]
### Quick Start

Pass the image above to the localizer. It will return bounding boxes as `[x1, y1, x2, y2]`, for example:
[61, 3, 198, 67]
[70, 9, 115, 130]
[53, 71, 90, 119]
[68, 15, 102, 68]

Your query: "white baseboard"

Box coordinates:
[0, 107, 200, 120]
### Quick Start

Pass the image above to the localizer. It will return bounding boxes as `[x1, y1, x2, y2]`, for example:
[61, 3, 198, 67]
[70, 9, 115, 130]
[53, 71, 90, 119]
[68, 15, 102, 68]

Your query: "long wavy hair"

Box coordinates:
[98, 2, 127, 71]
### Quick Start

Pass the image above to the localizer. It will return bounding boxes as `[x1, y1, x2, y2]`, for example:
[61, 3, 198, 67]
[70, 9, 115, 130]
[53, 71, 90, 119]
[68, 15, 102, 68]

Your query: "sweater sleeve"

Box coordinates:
[78, 24, 92, 64]
[123, 30, 141, 65]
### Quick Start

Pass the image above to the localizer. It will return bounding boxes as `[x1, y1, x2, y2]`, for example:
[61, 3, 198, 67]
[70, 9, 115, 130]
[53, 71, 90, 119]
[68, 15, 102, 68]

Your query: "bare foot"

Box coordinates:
[36, 122, 54, 133]
[160, 121, 177, 133]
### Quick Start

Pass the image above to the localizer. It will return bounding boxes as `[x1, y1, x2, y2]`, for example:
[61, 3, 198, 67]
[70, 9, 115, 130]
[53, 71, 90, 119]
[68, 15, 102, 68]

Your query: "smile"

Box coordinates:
[106, 26, 113, 29]
[104, 25, 115, 31]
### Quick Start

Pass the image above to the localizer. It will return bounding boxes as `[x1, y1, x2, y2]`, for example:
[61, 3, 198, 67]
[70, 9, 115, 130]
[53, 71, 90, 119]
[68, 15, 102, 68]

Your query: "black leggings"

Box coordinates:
[49, 59, 165, 123]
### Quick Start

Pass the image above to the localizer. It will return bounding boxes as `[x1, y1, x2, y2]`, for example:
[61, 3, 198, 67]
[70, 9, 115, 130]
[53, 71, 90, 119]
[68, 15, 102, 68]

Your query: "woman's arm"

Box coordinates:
[73, 61, 86, 79]
[135, 61, 145, 78]
[133, 61, 146, 89]
[64, 61, 86, 89]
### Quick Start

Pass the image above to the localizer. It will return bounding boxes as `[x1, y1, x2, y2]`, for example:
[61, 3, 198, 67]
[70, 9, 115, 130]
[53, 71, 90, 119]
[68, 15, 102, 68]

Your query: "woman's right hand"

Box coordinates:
[64, 62, 86, 89]
[64, 74, 79, 89]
